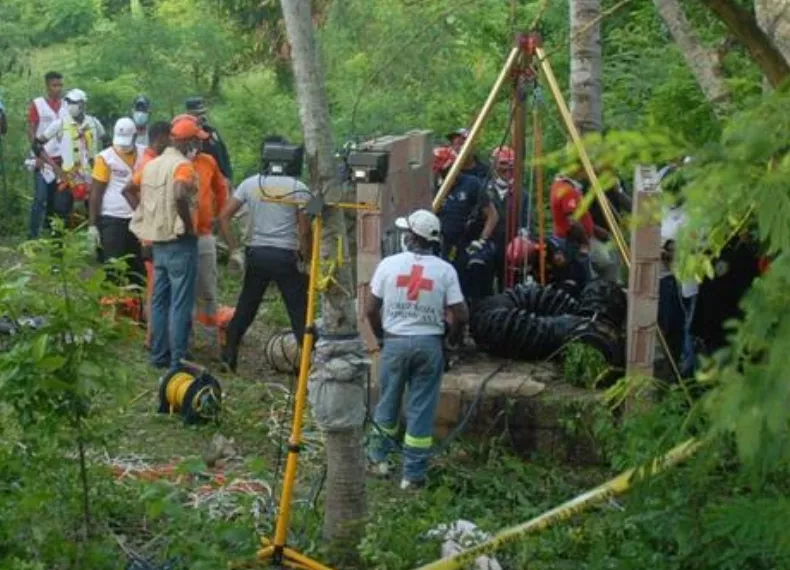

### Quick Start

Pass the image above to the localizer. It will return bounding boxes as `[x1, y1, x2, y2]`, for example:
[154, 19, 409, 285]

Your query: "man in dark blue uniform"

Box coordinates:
[185, 96, 233, 182]
[432, 146, 498, 304]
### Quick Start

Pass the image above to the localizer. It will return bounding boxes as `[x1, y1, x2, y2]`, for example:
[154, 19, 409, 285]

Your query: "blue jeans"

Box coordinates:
[29, 171, 56, 238]
[150, 236, 198, 370]
[368, 335, 444, 482]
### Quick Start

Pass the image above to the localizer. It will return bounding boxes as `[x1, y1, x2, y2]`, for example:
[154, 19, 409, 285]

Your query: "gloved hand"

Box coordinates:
[229, 249, 246, 274]
[87, 225, 101, 250]
[466, 239, 486, 255]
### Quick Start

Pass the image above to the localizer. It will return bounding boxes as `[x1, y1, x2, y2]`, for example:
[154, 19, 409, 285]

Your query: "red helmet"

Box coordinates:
[433, 146, 457, 173]
[491, 145, 515, 166]
[506, 236, 538, 266]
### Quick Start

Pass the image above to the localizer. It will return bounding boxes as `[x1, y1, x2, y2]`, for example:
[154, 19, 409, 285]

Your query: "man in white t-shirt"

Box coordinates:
[365, 209, 469, 490]
[658, 161, 698, 377]
[88, 117, 144, 286]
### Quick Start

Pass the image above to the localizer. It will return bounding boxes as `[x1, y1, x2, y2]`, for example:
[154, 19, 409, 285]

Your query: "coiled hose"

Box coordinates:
[471, 282, 584, 359]
[470, 280, 625, 366]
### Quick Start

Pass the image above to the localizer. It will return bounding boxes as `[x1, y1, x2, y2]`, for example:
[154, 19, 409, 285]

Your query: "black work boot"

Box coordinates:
[220, 342, 238, 373]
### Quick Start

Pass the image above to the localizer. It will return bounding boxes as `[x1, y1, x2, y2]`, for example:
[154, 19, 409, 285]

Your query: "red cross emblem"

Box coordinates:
[396, 265, 434, 301]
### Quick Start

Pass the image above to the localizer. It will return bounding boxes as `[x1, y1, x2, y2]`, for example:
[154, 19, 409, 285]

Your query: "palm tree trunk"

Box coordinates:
[653, 0, 731, 116]
[570, 0, 603, 135]
[755, 0, 790, 90]
[701, 0, 790, 88]
[279, 0, 368, 546]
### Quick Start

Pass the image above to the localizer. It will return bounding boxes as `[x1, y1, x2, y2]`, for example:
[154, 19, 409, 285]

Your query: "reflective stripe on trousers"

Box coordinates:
[367, 334, 444, 482]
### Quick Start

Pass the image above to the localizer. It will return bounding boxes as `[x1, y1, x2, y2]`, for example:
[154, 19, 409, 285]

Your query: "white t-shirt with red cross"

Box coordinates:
[370, 251, 464, 336]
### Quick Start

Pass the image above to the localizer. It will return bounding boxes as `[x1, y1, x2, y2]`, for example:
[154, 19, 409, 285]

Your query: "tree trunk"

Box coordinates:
[755, 0, 790, 90]
[653, 0, 731, 116]
[570, 0, 603, 135]
[280, 0, 368, 547]
[701, 0, 790, 88]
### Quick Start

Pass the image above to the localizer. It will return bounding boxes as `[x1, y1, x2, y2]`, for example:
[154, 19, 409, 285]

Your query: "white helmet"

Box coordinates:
[65, 89, 87, 103]
[395, 209, 442, 243]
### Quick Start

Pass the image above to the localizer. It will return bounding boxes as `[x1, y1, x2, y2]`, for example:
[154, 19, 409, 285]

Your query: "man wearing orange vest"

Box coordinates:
[122, 121, 172, 348]
[191, 147, 229, 350]
[129, 116, 204, 371]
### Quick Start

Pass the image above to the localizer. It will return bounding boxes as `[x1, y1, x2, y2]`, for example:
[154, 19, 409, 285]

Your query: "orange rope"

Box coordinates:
[533, 108, 546, 285]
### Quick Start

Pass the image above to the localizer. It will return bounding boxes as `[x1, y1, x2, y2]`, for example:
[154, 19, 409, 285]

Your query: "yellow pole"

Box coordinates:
[413, 439, 701, 570]
[534, 46, 631, 268]
[272, 214, 324, 548]
[432, 46, 523, 213]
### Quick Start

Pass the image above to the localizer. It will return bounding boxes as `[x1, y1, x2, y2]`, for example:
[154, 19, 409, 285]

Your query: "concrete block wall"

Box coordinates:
[356, 130, 434, 350]
[626, 166, 662, 380]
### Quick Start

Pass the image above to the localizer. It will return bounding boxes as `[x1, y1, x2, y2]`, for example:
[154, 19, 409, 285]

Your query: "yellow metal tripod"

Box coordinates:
[254, 195, 378, 570]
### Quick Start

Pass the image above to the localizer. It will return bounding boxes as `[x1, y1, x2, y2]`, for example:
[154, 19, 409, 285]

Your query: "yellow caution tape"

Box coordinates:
[316, 235, 351, 295]
[413, 438, 702, 570]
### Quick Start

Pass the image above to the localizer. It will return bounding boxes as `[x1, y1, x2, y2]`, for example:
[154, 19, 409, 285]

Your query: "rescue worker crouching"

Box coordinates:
[365, 209, 469, 491]
[433, 146, 498, 306]
[129, 115, 205, 370]
[218, 135, 311, 373]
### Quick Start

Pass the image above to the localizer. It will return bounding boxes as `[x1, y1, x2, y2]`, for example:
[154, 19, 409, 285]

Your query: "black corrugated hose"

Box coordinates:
[470, 280, 625, 365]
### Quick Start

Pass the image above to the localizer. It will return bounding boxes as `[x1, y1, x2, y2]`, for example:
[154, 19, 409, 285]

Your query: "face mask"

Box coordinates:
[132, 111, 149, 127]
[495, 177, 510, 200]
[68, 103, 82, 118]
[400, 233, 410, 253]
[185, 142, 200, 160]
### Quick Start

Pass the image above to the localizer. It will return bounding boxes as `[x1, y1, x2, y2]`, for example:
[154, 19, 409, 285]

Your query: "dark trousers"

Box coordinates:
[658, 274, 685, 375]
[226, 246, 309, 351]
[442, 241, 492, 303]
[99, 215, 145, 288]
[29, 172, 72, 238]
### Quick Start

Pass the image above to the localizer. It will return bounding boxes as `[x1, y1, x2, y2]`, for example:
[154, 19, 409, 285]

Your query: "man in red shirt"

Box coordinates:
[550, 173, 594, 242]
[27, 71, 66, 238]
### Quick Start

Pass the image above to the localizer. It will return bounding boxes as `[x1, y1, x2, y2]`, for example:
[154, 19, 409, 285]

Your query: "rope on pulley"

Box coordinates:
[158, 365, 222, 425]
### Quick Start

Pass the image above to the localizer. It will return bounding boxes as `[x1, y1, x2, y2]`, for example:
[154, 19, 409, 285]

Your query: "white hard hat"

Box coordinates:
[65, 89, 87, 103]
[395, 209, 442, 243]
[113, 117, 137, 147]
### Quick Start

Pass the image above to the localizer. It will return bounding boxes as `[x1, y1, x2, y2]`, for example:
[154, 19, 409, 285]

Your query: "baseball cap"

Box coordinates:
[113, 117, 137, 147]
[185, 96, 207, 115]
[65, 89, 87, 103]
[395, 209, 442, 243]
[170, 114, 209, 141]
[445, 128, 469, 141]
[132, 94, 151, 111]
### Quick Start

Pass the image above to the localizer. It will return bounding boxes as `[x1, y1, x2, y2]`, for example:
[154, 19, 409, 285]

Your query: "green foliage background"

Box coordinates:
[0, 0, 789, 569]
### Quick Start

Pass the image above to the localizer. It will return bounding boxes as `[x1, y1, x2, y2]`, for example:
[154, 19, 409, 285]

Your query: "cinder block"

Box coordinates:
[357, 212, 381, 254]
[435, 389, 462, 426]
[626, 166, 661, 381]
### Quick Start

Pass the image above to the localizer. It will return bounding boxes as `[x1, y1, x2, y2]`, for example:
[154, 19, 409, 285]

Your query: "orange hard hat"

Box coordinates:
[491, 145, 515, 165]
[433, 146, 458, 173]
[171, 114, 209, 141]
